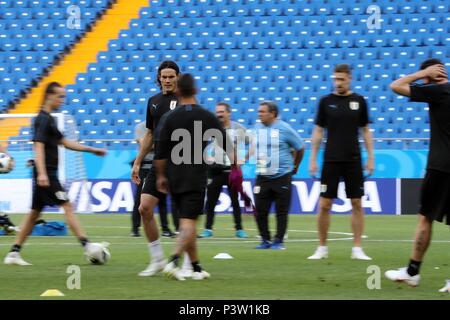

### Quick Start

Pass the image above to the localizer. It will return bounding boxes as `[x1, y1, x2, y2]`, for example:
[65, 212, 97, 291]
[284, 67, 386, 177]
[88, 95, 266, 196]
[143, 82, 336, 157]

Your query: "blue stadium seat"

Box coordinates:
[3, 0, 447, 146]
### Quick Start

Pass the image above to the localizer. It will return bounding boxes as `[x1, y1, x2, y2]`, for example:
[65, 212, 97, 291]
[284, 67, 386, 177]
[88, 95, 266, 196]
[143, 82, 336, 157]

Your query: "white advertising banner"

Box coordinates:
[0, 179, 32, 213]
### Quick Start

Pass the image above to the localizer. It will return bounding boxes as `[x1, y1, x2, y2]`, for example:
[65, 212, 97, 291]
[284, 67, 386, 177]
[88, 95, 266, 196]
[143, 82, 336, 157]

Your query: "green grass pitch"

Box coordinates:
[0, 213, 448, 300]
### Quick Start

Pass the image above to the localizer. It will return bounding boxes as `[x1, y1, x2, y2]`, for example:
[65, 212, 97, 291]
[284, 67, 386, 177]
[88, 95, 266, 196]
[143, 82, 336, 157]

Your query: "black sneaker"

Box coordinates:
[131, 231, 140, 237]
[161, 229, 175, 238]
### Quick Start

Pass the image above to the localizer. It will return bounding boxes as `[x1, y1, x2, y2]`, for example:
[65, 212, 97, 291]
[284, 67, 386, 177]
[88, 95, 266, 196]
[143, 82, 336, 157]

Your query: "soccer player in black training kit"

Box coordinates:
[132, 61, 185, 277]
[131, 121, 179, 237]
[308, 64, 375, 261]
[4, 82, 107, 266]
[386, 59, 450, 292]
[154, 74, 234, 280]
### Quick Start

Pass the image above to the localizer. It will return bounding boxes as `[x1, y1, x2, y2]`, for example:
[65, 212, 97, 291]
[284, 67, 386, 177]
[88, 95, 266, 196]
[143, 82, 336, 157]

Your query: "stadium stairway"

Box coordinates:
[0, 0, 148, 146]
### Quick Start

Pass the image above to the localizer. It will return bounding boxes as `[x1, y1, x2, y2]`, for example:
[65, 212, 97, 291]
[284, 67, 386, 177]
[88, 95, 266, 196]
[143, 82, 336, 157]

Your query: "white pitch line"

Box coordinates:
[1, 238, 449, 247]
[0, 238, 354, 246]
[83, 226, 365, 237]
[364, 239, 450, 243]
[223, 228, 365, 237]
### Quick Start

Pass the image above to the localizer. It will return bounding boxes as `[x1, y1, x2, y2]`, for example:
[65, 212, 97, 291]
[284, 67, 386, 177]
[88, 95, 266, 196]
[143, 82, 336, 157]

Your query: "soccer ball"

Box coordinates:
[0, 153, 14, 174]
[85, 242, 111, 265]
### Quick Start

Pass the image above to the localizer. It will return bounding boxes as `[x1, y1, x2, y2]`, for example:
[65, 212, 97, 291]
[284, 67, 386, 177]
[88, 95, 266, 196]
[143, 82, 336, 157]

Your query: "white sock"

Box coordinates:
[148, 240, 164, 262]
[318, 246, 328, 252]
[182, 252, 192, 270]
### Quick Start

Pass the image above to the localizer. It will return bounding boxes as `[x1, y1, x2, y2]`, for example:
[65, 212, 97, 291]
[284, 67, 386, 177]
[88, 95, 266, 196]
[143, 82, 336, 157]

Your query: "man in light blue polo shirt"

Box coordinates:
[250, 101, 304, 250]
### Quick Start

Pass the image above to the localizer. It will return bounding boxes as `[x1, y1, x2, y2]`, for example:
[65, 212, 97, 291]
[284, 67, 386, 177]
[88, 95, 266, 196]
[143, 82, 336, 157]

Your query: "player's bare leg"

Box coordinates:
[139, 194, 160, 242]
[61, 201, 105, 261]
[384, 215, 431, 286]
[61, 202, 87, 240]
[138, 194, 166, 276]
[178, 220, 194, 277]
[3, 210, 40, 266]
[14, 209, 41, 246]
[350, 198, 364, 247]
[318, 197, 332, 246]
[175, 219, 198, 262]
[164, 218, 209, 280]
[410, 214, 433, 262]
[307, 197, 332, 260]
[350, 198, 371, 260]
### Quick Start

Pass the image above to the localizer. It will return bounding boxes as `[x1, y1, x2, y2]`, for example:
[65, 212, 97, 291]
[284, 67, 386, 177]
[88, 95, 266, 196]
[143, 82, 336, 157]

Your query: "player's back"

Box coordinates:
[410, 82, 450, 172]
[158, 104, 224, 194]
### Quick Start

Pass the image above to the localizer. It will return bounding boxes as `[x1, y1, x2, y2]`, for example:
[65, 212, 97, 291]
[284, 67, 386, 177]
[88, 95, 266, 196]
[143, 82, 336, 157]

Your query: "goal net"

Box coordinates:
[0, 113, 92, 213]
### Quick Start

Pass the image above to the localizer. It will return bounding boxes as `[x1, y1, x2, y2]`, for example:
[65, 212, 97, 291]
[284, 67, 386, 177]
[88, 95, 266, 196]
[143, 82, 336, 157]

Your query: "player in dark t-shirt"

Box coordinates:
[308, 64, 375, 261]
[315, 93, 369, 163]
[154, 74, 234, 281]
[133, 90, 180, 238]
[386, 59, 450, 292]
[131, 61, 184, 277]
[4, 82, 107, 266]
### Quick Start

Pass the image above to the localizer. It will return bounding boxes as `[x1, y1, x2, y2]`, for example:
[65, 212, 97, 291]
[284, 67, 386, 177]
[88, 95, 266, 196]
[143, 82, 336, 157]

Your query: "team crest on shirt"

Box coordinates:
[170, 100, 177, 110]
[270, 129, 279, 138]
[349, 101, 359, 110]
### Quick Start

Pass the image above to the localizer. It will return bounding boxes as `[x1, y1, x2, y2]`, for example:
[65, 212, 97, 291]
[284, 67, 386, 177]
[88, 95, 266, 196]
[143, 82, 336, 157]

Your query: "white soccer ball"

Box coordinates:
[86, 242, 111, 265]
[0, 153, 14, 174]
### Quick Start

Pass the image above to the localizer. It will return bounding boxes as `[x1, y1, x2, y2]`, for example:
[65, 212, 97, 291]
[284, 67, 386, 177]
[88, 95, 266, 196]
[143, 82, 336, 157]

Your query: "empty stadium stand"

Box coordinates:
[0, 0, 112, 110]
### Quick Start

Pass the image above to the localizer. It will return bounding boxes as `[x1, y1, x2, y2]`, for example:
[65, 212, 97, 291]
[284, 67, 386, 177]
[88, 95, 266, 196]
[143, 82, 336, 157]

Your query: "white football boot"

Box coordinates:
[4, 252, 32, 266]
[138, 258, 167, 277]
[179, 267, 193, 278]
[385, 267, 421, 287]
[307, 246, 328, 260]
[162, 261, 185, 281]
[438, 279, 450, 293]
[351, 247, 372, 260]
[192, 270, 211, 280]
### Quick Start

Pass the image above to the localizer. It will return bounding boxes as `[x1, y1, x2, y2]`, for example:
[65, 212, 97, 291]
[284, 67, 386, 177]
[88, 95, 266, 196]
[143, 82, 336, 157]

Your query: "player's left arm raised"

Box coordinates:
[60, 139, 107, 156]
[390, 64, 447, 97]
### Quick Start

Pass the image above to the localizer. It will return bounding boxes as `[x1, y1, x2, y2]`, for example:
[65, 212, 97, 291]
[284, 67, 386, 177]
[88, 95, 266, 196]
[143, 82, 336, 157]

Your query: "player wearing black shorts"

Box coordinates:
[4, 82, 107, 266]
[131, 61, 184, 277]
[308, 64, 375, 261]
[386, 59, 450, 291]
[154, 74, 233, 281]
[131, 121, 178, 238]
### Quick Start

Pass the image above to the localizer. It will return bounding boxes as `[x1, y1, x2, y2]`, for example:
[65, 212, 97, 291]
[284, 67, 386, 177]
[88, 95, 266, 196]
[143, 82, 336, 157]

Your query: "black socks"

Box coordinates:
[79, 238, 89, 248]
[191, 261, 202, 272]
[10, 244, 21, 253]
[407, 259, 422, 276]
[169, 254, 180, 267]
